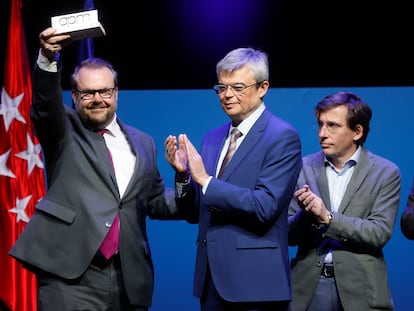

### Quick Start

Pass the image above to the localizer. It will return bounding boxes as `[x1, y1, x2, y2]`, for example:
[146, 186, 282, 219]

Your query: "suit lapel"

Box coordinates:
[219, 110, 271, 180]
[338, 148, 371, 214]
[312, 153, 332, 211]
[203, 125, 229, 177]
[117, 122, 143, 198]
[89, 130, 119, 198]
[312, 147, 372, 214]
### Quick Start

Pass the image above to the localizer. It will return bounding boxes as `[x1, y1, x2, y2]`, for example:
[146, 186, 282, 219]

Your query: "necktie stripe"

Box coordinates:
[218, 128, 242, 178]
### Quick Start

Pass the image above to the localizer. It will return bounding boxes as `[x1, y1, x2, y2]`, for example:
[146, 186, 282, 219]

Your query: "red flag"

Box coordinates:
[0, 0, 46, 310]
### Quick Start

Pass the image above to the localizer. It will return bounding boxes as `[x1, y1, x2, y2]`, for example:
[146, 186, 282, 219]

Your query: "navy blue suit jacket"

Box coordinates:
[181, 109, 302, 302]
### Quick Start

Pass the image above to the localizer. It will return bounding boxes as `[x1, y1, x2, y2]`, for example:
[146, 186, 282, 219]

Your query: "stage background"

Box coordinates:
[2, 0, 414, 90]
[64, 86, 413, 310]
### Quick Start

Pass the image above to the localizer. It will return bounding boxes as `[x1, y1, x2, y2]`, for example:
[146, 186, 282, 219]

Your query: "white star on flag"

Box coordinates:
[0, 149, 16, 178]
[0, 86, 26, 131]
[15, 133, 44, 174]
[1, 0, 47, 308]
[9, 194, 32, 223]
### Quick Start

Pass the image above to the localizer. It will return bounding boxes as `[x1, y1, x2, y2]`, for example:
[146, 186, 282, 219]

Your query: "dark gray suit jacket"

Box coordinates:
[288, 147, 401, 311]
[9, 64, 185, 307]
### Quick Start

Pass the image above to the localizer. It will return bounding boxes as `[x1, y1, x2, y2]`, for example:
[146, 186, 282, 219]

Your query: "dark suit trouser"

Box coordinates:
[306, 276, 343, 311]
[36, 254, 147, 311]
[200, 265, 290, 311]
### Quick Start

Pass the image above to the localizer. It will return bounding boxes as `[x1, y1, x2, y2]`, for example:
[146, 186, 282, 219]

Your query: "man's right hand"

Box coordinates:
[39, 27, 71, 60]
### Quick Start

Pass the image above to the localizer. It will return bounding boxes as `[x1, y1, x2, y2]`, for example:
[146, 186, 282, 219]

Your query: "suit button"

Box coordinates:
[203, 239, 207, 245]
[105, 222, 112, 228]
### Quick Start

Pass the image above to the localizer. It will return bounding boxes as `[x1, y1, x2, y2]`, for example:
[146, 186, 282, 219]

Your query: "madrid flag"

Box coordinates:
[0, 0, 46, 310]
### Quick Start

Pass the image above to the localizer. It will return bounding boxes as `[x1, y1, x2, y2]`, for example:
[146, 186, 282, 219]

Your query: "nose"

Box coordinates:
[318, 124, 329, 137]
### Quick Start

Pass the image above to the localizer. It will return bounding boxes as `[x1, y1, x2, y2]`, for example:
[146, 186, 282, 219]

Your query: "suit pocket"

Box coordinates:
[235, 236, 278, 250]
[35, 199, 76, 224]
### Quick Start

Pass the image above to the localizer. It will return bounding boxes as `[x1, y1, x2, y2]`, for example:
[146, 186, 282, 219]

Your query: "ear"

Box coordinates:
[111, 87, 119, 102]
[258, 80, 269, 99]
[353, 124, 363, 141]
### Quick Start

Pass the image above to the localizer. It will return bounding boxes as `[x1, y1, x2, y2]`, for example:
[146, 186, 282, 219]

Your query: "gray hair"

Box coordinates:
[216, 47, 269, 82]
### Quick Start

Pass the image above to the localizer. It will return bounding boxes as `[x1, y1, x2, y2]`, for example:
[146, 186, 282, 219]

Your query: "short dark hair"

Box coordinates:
[315, 91, 372, 145]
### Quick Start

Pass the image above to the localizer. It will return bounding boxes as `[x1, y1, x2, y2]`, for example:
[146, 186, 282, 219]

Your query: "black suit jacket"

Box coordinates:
[9, 64, 184, 307]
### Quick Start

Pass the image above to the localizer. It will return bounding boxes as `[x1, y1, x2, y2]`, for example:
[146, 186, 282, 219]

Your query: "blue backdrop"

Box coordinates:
[64, 86, 414, 310]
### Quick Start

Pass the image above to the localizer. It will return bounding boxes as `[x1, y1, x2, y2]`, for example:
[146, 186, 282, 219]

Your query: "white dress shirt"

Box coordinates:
[103, 116, 136, 198]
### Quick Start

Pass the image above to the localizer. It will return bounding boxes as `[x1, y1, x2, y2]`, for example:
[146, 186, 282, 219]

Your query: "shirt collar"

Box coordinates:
[324, 145, 361, 169]
[103, 113, 119, 137]
[229, 103, 266, 136]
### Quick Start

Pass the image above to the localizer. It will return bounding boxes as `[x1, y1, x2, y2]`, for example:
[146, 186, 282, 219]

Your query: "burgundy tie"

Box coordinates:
[97, 129, 119, 259]
[218, 128, 242, 178]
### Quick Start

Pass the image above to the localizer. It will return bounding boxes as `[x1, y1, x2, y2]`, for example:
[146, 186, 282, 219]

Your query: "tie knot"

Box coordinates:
[231, 128, 242, 139]
[96, 129, 109, 136]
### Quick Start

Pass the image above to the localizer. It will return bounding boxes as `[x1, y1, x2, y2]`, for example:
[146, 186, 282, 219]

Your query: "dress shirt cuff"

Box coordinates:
[37, 49, 59, 72]
[202, 176, 213, 194]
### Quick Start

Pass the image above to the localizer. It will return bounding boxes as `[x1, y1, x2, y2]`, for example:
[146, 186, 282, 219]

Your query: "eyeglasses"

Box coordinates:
[213, 81, 263, 95]
[314, 121, 344, 133]
[75, 87, 116, 100]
